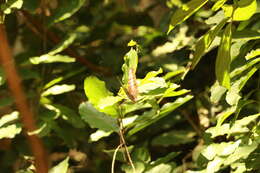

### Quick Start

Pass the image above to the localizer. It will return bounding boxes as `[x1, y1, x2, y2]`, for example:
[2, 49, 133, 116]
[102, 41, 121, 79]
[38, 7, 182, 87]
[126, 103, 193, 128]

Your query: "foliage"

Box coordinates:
[0, 0, 259, 172]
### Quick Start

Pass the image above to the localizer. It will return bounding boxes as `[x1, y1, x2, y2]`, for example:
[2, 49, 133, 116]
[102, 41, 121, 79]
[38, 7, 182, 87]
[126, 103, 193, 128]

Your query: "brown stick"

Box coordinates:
[0, 24, 48, 173]
[18, 10, 111, 76]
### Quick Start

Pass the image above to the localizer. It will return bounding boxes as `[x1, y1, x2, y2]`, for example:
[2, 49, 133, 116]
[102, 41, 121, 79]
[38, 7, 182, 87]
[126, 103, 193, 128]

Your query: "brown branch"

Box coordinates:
[18, 10, 112, 76]
[0, 24, 48, 173]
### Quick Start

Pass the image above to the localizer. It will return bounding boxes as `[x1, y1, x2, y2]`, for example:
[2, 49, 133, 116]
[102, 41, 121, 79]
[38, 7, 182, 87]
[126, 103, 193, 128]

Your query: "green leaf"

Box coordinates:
[78, 102, 119, 132]
[0, 111, 19, 127]
[30, 54, 75, 64]
[215, 23, 232, 89]
[152, 130, 196, 147]
[89, 130, 113, 142]
[128, 95, 193, 136]
[84, 76, 118, 117]
[52, 104, 85, 128]
[0, 112, 21, 139]
[0, 124, 22, 139]
[245, 49, 260, 60]
[191, 18, 228, 69]
[226, 67, 258, 105]
[230, 58, 260, 78]
[168, 0, 209, 33]
[47, 0, 86, 25]
[0, 67, 5, 86]
[232, 30, 260, 41]
[122, 48, 138, 85]
[206, 113, 260, 137]
[49, 157, 69, 173]
[150, 152, 179, 167]
[42, 84, 75, 96]
[212, 0, 228, 11]
[146, 163, 176, 173]
[210, 81, 227, 103]
[206, 156, 224, 172]
[1, 0, 23, 14]
[224, 142, 258, 166]
[138, 77, 167, 94]
[222, 0, 257, 21]
[216, 107, 236, 127]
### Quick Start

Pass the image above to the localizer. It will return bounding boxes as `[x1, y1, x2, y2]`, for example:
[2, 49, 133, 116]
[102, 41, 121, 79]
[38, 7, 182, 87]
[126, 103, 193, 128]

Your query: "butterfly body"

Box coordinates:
[126, 68, 138, 102]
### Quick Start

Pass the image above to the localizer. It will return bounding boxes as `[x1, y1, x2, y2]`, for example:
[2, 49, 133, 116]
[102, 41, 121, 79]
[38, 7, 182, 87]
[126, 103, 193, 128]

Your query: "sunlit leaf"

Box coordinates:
[226, 67, 257, 105]
[0, 111, 19, 127]
[230, 58, 260, 78]
[48, 0, 86, 25]
[42, 84, 75, 96]
[128, 95, 193, 136]
[0, 67, 6, 86]
[30, 54, 75, 64]
[215, 23, 232, 89]
[49, 157, 69, 173]
[79, 102, 119, 132]
[206, 156, 224, 173]
[216, 106, 236, 127]
[222, 0, 257, 21]
[191, 18, 228, 69]
[212, 0, 228, 11]
[232, 30, 260, 41]
[1, 0, 23, 14]
[224, 142, 258, 166]
[84, 76, 118, 117]
[138, 77, 167, 94]
[0, 111, 21, 139]
[245, 49, 260, 60]
[0, 124, 22, 139]
[168, 0, 209, 33]
[146, 163, 176, 173]
[89, 130, 113, 142]
[206, 113, 260, 137]
[210, 81, 227, 103]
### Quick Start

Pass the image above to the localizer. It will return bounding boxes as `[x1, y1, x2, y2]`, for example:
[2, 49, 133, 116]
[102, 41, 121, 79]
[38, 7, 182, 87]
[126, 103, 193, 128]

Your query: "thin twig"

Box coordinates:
[111, 144, 123, 173]
[118, 118, 136, 173]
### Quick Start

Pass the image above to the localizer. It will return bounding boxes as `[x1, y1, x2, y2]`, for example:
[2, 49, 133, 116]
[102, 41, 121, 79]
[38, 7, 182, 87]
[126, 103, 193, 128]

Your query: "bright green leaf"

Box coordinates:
[78, 102, 119, 132]
[146, 163, 176, 173]
[212, 0, 228, 11]
[47, 0, 86, 25]
[128, 95, 193, 136]
[168, 0, 209, 33]
[216, 106, 236, 127]
[49, 157, 69, 173]
[138, 77, 167, 94]
[1, 0, 23, 14]
[152, 130, 196, 147]
[89, 130, 113, 142]
[191, 18, 228, 69]
[42, 84, 75, 96]
[222, 0, 257, 21]
[0, 124, 22, 139]
[0, 111, 19, 127]
[30, 54, 75, 64]
[84, 76, 118, 117]
[226, 67, 257, 105]
[230, 58, 260, 78]
[215, 23, 232, 89]
[210, 81, 227, 103]
[0, 67, 5, 86]
[245, 49, 260, 60]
